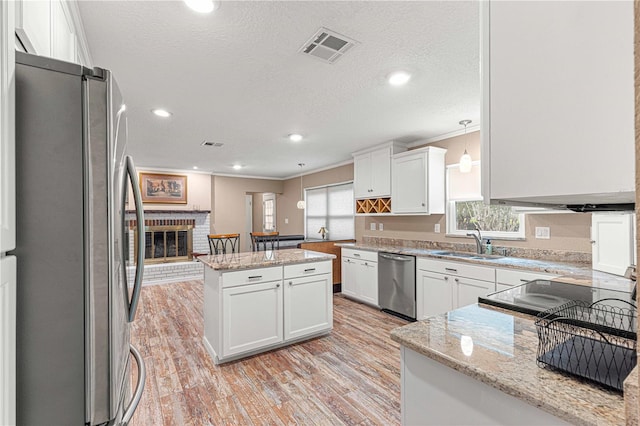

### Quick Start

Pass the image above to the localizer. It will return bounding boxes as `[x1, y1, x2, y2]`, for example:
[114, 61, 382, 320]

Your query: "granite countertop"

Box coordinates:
[337, 242, 634, 292]
[391, 304, 629, 425]
[197, 248, 336, 271]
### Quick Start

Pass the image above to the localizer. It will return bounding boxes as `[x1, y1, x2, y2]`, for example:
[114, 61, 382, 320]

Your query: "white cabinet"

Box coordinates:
[204, 261, 333, 364]
[591, 213, 635, 276]
[495, 268, 559, 292]
[0, 256, 16, 426]
[51, 0, 76, 63]
[353, 142, 406, 199]
[417, 258, 495, 320]
[15, 0, 51, 56]
[481, 1, 634, 205]
[341, 248, 378, 306]
[1, 0, 15, 254]
[15, 0, 78, 63]
[391, 147, 446, 214]
[284, 272, 332, 341]
[222, 280, 284, 357]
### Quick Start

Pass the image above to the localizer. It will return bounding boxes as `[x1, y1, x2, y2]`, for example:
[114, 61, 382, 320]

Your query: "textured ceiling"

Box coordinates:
[78, 1, 480, 178]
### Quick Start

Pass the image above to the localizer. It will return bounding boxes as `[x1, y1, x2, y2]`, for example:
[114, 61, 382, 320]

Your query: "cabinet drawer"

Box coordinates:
[342, 248, 378, 263]
[417, 258, 495, 282]
[495, 268, 558, 287]
[222, 266, 283, 288]
[284, 261, 332, 279]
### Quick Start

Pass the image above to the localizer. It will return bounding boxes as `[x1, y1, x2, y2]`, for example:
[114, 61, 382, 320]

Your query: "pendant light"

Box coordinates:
[459, 119, 472, 173]
[296, 163, 306, 209]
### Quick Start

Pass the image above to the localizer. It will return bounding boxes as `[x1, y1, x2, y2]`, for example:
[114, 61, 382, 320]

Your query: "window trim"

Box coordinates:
[446, 164, 525, 240]
[303, 181, 355, 240]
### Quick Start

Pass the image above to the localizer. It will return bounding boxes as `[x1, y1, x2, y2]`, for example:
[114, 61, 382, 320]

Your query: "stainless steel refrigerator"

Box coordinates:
[12, 51, 146, 425]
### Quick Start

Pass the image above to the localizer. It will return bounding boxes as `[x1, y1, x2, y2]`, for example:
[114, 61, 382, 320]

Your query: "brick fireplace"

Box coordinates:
[126, 210, 210, 285]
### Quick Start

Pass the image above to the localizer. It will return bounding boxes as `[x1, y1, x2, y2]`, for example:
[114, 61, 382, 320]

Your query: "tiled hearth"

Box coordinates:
[126, 210, 210, 285]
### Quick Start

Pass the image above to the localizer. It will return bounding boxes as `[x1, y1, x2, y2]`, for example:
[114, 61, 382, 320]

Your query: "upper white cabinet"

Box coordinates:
[391, 147, 446, 214]
[15, 0, 79, 64]
[591, 213, 635, 276]
[353, 142, 406, 199]
[481, 1, 634, 206]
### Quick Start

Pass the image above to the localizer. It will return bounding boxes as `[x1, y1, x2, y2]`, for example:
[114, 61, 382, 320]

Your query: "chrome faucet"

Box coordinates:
[466, 225, 483, 254]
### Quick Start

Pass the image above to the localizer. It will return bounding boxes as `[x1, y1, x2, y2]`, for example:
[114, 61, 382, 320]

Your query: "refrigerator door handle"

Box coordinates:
[122, 344, 146, 425]
[126, 155, 145, 322]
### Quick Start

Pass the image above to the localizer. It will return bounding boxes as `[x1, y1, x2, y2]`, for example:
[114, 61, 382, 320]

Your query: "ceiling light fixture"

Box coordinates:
[152, 108, 172, 118]
[193, 166, 198, 170]
[459, 119, 473, 173]
[297, 163, 306, 209]
[232, 164, 242, 170]
[184, 0, 216, 14]
[388, 71, 411, 86]
[289, 133, 303, 142]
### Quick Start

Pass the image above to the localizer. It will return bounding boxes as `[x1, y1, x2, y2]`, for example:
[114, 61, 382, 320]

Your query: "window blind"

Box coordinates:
[305, 182, 354, 240]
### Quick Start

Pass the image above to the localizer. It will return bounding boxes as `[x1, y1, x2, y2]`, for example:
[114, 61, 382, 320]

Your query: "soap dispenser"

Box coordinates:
[485, 239, 492, 255]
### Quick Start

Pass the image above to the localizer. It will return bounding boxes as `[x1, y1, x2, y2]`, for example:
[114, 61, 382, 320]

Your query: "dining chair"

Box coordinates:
[250, 232, 280, 251]
[208, 233, 241, 255]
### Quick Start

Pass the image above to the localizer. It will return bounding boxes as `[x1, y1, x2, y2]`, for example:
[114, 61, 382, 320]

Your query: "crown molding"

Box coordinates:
[406, 125, 481, 148]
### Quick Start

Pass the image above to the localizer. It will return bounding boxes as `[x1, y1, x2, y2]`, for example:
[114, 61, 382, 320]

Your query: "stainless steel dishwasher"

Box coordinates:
[378, 252, 416, 320]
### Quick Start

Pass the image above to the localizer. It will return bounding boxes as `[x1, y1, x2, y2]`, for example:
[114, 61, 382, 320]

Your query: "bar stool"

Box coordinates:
[208, 233, 240, 255]
[250, 232, 280, 251]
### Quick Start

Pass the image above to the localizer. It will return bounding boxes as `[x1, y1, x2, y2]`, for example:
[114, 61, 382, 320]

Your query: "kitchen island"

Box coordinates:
[391, 303, 632, 425]
[198, 249, 335, 364]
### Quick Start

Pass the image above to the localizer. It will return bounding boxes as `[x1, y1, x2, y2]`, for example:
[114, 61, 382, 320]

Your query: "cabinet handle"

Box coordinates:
[364, 262, 368, 266]
[421, 203, 425, 206]
[248, 275, 262, 280]
[353, 253, 361, 257]
[304, 268, 316, 272]
[444, 276, 449, 281]
[520, 279, 530, 283]
[276, 283, 280, 288]
[289, 281, 293, 286]
[455, 278, 459, 283]
[445, 268, 458, 273]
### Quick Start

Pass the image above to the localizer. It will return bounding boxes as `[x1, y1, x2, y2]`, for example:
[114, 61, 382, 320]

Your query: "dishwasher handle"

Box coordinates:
[379, 253, 413, 262]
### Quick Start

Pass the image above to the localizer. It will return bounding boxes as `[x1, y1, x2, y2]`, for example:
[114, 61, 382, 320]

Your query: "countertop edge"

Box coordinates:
[198, 249, 336, 271]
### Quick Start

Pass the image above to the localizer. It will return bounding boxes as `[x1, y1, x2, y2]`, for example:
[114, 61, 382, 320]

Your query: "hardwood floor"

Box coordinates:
[129, 280, 408, 426]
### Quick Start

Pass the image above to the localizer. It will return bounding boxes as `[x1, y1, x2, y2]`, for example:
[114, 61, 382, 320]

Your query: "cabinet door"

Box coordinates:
[353, 154, 371, 198]
[392, 153, 426, 213]
[455, 277, 494, 309]
[222, 281, 283, 357]
[1, 0, 15, 253]
[591, 213, 634, 276]
[358, 260, 378, 306]
[284, 273, 332, 340]
[484, 1, 633, 204]
[341, 257, 358, 298]
[51, 0, 76, 63]
[370, 148, 391, 197]
[417, 271, 452, 320]
[15, 0, 51, 56]
[0, 256, 16, 426]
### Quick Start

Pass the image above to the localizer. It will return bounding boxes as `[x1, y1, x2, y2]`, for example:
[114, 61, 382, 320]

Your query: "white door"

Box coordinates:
[341, 257, 358, 298]
[353, 154, 371, 198]
[417, 271, 453, 320]
[15, 0, 51, 56]
[222, 281, 283, 357]
[392, 153, 426, 213]
[244, 194, 252, 252]
[284, 274, 332, 340]
[370, 148, 391, 197]
[358, 260, 378, 306]
[0, 256, 16, 426]
[592, 213, 634, 276]
[51, 0, 76, 63]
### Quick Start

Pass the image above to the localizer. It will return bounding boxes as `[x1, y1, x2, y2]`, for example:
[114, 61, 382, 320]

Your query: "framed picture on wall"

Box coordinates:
[139, 172, 188, 204]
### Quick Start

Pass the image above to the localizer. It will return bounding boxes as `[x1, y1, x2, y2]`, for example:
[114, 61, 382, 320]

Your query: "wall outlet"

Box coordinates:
[379, 223, 384, 231]
[535, 226, 550, 239]
[284, 218, 289, 224]
[434, 223, 441, 233]
[370, 223, 376, 231]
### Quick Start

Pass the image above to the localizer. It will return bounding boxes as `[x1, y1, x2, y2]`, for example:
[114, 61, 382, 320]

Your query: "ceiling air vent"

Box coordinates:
[201, 141, 224, 147]
[298, 28, 359, 64]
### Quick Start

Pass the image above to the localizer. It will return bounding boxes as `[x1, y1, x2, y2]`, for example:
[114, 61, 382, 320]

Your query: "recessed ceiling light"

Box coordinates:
[232, 164, 242, 170]
[184, 0, 216, 13]
[289, 133, 303, 142]
[388, 71, 411, 86]
[193, 166, 198, 170]
[152, 108, 172, 118]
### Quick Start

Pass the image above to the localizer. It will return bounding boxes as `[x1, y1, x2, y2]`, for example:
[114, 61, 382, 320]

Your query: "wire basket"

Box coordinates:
[535, 299, 637, 392]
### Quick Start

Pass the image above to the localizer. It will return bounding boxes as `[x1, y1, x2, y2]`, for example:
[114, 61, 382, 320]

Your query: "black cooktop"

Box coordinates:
[479, 279, 635, 317]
